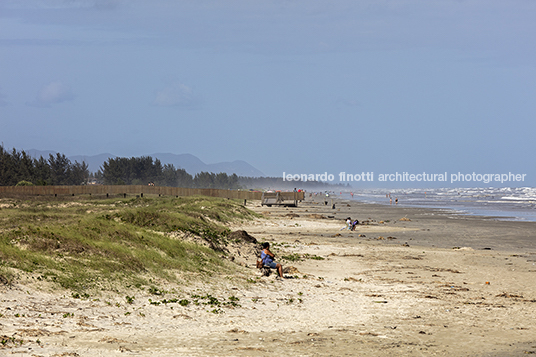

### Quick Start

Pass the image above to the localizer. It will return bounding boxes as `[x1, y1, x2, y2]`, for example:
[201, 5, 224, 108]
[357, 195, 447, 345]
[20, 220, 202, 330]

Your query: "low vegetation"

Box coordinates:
[0, 195, 259, 294]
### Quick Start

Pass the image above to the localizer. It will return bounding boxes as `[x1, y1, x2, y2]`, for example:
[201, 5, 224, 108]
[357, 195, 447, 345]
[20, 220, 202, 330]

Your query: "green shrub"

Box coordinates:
[0, 195, 257, 294]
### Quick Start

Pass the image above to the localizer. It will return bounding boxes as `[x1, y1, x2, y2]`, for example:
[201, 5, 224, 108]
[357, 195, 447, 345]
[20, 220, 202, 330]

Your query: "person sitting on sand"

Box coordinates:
[351, 219, 359, 231]
[340, 217, 352, 231]
[261, 242, 284, 278]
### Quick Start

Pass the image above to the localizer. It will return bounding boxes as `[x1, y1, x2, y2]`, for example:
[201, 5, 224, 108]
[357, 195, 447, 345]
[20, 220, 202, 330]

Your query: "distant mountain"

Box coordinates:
[27, 149, 56, 159]
[69, 153, 117, 173]
[208, 160, 264, 178]
[26, 150, 265, 177]
[27, 150, 116, 173]
[151, 153, 265, 177]
[151, 153, 205, 175]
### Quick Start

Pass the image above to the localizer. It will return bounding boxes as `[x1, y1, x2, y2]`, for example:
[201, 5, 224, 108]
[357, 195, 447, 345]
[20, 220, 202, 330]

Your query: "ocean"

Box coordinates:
[344, 187, 536, 222]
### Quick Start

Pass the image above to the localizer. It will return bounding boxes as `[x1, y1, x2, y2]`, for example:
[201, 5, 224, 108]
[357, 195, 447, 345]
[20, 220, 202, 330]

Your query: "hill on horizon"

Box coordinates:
[26, 150, 265, 177]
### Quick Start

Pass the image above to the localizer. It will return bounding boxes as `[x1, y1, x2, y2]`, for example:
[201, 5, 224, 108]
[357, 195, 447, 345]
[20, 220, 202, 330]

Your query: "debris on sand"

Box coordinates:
[224, 230, 262, 266]
[283, 266, 301, 275]
[308, 214, 327, 219]
[496, 292, 524, 299]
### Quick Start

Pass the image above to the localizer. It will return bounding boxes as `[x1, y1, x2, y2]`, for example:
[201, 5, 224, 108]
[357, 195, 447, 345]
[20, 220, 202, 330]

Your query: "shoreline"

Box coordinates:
[309, 194, 536, 253]
[343, 186, 536, 223]
[1, 196, 535, 356]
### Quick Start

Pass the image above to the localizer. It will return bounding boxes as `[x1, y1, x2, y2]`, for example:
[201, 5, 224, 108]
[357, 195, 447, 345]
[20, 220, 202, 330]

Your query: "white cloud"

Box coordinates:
[2, 0, 535, 62]
[27, 81, 75, 107]
[153, 81, 202, 109]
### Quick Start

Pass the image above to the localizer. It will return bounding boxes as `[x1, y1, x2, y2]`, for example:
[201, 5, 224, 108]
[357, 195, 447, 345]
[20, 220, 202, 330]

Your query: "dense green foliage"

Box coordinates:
[1, 148, 241, 189]
[100, 156, 240, 189]
[99, 156, 345, 190]
[0, 147, 89, 186]
[1, 147, 346, 191]
[0, 195, 258, 293]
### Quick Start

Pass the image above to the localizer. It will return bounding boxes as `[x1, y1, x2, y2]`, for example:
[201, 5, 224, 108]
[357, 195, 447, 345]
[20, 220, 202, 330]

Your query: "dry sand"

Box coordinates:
[1, 195, 536, 356]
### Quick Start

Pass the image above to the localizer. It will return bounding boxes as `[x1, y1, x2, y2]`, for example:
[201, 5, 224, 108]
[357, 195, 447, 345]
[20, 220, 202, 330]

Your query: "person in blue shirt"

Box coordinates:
[260, 242, 284, 278]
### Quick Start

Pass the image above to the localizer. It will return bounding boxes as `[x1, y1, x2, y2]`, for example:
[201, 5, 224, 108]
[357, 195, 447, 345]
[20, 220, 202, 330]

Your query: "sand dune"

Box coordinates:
[1, 196, 535, 356]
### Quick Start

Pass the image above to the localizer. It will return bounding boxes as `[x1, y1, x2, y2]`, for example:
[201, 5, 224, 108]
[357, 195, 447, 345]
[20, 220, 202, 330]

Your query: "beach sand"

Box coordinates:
[1, 195, 535, 356]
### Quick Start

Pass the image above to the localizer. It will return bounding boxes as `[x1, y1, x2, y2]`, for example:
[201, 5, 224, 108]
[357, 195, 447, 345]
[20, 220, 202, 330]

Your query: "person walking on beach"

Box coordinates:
[261, 242, 284, 278]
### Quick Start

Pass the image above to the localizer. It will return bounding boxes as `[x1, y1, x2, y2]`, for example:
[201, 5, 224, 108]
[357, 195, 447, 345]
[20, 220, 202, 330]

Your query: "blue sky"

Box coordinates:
[1, 0, 535, 187]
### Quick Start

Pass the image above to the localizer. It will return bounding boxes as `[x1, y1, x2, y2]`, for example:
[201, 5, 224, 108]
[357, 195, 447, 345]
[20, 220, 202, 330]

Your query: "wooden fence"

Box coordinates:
[0, 185, 273, 200]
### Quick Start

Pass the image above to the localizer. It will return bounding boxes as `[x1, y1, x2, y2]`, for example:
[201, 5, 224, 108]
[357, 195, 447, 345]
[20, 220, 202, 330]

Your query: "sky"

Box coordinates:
[1, 0, 535, 187]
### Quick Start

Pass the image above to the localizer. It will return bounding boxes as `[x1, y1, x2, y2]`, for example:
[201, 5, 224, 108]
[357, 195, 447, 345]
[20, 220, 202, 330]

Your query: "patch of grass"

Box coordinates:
[148, 286, 164, 295]
[148, 299, 160, 306]
[281, 253, 302, 262]
[125, 295, 135, 304]
[0, 266, 14, 285]
[145, 293, 239, 310]
[281, 253, 324, 262]
[72, 292, 90, 299]
[304, 253, 325, 260]
[1, 336, 22, 348]
[0, 195, 257, 294]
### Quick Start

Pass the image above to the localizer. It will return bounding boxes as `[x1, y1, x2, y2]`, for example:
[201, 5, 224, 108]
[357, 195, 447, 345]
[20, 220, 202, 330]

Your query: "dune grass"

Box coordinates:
[0, 195, 259, 294]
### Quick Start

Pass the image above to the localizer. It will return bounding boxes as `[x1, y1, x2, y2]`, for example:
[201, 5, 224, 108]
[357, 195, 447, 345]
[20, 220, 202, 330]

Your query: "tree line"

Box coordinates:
[0, 148, 241, 189]
[1, 147, 345, 191]
[96, 156, 240, 189]
[96, 157, 342, 190]
[0, 147, 89, 186]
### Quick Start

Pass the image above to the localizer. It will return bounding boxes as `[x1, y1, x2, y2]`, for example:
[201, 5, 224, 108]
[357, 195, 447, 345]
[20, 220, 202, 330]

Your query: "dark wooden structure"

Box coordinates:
[261, 191, 304, 207]
[0, 185, 263, 200]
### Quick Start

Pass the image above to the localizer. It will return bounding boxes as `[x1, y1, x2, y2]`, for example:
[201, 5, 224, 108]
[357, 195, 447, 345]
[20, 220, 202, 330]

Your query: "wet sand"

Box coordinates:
[1, 195, 535, 356]
[309, 195, 536, 252]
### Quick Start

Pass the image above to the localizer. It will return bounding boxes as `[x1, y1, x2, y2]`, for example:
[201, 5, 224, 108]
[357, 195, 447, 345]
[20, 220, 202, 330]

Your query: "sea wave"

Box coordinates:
[346, 187, 536, 222]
